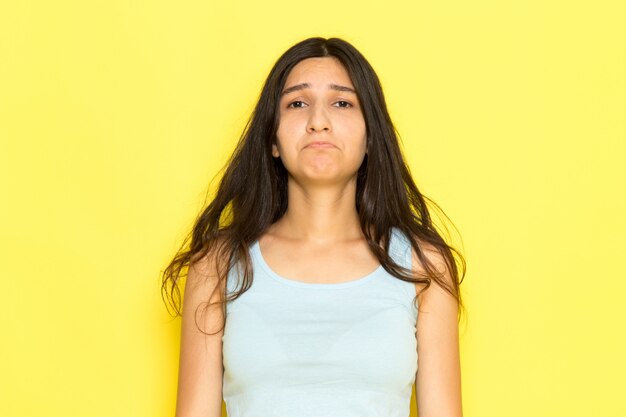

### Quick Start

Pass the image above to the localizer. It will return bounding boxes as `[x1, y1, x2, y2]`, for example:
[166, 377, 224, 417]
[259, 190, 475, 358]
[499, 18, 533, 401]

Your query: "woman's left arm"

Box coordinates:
[412, 246, 463, 417]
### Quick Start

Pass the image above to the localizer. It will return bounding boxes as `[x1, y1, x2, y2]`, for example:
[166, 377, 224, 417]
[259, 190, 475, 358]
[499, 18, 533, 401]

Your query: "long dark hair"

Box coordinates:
[161, 36, 466, 335]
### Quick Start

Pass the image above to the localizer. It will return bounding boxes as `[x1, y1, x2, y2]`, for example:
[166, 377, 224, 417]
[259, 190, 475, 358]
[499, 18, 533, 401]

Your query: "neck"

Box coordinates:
[272, 178, 363, 244]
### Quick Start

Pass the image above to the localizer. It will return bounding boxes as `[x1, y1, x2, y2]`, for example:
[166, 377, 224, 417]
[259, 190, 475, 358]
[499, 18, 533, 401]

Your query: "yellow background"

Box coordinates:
[1, 1, 624, 416]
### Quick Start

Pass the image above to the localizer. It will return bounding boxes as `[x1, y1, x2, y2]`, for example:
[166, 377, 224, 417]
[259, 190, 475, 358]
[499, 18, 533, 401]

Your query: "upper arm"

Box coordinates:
[175, 248, 226, 417]
[412, 244, 463, 417]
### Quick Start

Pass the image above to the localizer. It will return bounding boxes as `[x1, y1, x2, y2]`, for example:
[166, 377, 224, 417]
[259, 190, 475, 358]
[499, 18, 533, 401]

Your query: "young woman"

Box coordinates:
[162, 36, 466, 417]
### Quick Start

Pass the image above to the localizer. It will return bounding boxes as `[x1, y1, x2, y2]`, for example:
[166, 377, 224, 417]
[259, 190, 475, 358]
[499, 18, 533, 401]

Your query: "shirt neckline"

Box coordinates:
[252, 239, 385, 290]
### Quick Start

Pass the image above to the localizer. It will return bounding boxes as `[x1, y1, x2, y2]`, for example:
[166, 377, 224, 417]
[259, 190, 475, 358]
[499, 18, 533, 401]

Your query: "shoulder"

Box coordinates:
[187, 235, 231, 295]
[405, 232, 456, 306]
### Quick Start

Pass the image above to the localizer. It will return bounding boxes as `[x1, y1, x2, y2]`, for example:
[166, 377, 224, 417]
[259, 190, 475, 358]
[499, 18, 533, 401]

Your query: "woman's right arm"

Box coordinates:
[175, 249, 226, 417]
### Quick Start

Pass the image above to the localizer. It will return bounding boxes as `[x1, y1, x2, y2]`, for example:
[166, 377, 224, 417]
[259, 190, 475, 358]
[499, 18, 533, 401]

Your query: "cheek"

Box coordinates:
[274, 125, 298, 161]
[276, 115, 298, 139]
[339, 120, 367, 147]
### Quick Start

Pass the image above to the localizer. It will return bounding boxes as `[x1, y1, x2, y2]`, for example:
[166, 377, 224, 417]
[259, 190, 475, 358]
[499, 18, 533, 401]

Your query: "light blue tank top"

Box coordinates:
[222, 227, 418, 417]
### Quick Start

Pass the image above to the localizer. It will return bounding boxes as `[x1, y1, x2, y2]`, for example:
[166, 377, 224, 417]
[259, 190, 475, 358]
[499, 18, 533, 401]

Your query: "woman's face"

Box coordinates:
[273, 57, 367, 185]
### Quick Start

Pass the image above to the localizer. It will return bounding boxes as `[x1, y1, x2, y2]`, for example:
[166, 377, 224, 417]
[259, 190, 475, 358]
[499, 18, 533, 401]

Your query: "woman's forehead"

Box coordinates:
[281, 57, 355, 96]
[284, 57, 353, 87]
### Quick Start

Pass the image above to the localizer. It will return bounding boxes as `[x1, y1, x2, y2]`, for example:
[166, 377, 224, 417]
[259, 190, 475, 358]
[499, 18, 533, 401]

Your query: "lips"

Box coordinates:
[305, 141, 335, 148]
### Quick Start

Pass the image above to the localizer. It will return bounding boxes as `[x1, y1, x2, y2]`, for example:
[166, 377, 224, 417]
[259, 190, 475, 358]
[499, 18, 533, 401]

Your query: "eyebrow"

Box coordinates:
[280, 83, 357, 97]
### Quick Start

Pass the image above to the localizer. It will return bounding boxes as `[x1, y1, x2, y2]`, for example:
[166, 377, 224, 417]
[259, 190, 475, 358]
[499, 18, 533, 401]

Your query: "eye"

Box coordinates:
[287, 100, 307, 108]
[335, 100, 353, 108]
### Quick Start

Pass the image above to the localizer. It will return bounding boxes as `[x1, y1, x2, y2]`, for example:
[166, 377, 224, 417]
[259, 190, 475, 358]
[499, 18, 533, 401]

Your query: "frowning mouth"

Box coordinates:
[305, 141, 336, 148]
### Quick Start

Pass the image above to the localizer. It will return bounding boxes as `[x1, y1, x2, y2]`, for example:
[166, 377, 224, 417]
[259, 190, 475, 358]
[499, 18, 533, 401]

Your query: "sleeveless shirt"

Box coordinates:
[222, 227, 418, 417]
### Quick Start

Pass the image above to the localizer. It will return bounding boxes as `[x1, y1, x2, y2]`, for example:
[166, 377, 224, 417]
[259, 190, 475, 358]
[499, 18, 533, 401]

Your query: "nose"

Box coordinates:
[306, 103, 331, 133]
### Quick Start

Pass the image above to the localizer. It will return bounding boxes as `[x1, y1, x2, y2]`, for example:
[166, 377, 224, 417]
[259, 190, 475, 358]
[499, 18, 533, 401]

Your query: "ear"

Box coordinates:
[272, 142, 280, 158]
